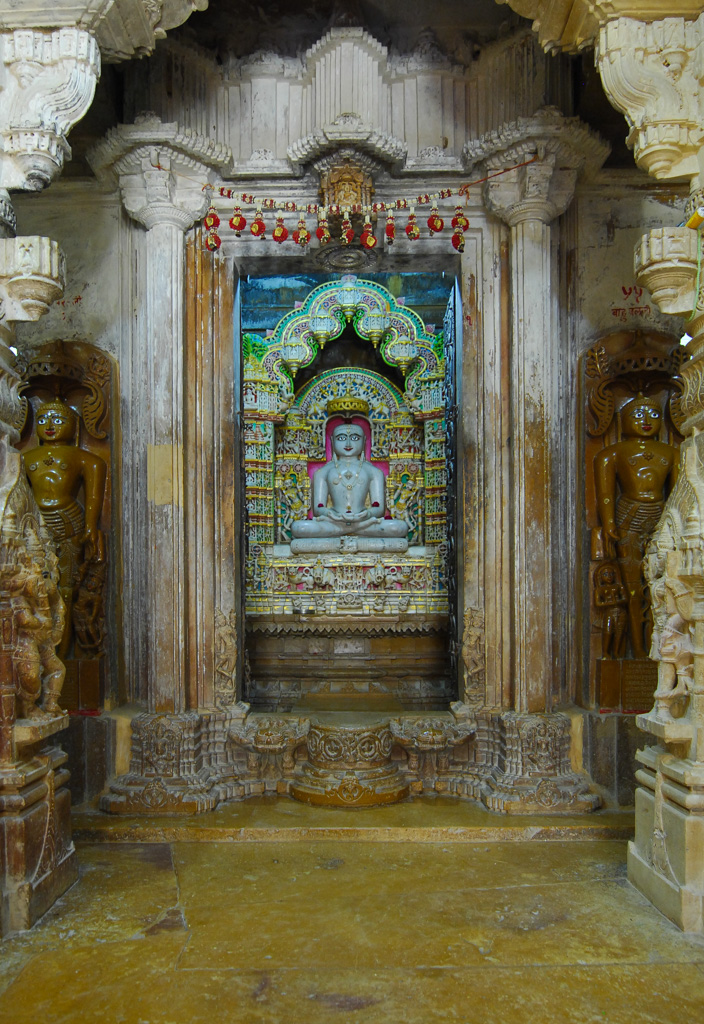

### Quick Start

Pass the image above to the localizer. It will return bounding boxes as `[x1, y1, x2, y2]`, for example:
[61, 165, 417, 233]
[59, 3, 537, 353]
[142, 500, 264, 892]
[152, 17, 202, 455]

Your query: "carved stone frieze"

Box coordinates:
[390, 712, 476, 793]
[290, 719, 409, 807]
[0, 0, 209, 64]
[461, 608, 486, 710]
[101, 712, 217, 813]
[0, 29, 100, 191]
[470, 712, 600, 813]
[229, 712, 309, 791]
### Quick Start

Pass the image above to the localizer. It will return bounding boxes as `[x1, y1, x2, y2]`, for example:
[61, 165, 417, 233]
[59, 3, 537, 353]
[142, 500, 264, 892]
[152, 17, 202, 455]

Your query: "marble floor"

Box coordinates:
[2, 804, 704, 1022]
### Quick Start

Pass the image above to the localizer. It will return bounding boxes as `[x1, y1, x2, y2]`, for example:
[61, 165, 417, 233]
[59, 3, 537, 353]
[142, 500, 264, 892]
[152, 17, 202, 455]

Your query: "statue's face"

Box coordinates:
[622, 402, 661, 438]
[332, 425, 365, 458]
[36, 406, 75, 443]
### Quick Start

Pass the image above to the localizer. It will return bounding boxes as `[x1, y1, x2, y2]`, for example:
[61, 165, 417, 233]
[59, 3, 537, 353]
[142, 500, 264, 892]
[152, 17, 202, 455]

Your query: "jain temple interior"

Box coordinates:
[4, 0, 704, 1019]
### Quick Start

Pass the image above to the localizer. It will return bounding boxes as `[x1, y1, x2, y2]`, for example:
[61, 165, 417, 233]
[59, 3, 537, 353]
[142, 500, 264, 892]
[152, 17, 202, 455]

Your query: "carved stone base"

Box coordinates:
[1, 743, 78, 937]
[290, 537, 409, 554]
[628, 745, 704, 932]
[100, 712, 217, 814]
[469, 712, 601, 814]
[290, 718, 409, 807]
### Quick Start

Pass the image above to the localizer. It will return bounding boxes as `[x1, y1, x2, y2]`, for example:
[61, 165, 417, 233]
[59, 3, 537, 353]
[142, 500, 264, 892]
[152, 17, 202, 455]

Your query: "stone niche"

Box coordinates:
[16, 340, 113, 713]
[242, 274, 453, 712]
[582, 329, 685, 714]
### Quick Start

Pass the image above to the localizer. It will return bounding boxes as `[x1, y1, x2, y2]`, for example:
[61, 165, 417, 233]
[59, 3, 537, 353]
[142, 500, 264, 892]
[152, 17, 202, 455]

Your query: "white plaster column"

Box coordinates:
[467, 111, 608, 713]
[89, 119, 235, 813]
[90, 126, 226, 714]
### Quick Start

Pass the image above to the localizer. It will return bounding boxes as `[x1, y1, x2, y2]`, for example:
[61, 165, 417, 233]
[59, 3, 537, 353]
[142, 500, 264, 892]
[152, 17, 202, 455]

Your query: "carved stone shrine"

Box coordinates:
[4, 0, 704, 939]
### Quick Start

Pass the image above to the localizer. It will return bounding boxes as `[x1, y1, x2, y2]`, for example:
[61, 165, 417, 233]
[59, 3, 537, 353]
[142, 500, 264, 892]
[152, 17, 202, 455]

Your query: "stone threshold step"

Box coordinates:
[73, 798, 634, 844]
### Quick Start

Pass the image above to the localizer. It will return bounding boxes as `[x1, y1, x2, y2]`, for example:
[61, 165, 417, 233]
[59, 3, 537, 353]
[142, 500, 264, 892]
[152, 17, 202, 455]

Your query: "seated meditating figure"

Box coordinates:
[290, 418, 408, 554]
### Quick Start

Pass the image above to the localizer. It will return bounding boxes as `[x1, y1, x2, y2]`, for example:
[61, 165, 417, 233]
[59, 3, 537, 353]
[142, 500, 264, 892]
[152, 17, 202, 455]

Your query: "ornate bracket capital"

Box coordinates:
[88, 114, 232, 231]
[0, 28, 100, 192]
[0, 236, 65, 330]
[464, 108, 608, 226]
[596, 15, 704, 181]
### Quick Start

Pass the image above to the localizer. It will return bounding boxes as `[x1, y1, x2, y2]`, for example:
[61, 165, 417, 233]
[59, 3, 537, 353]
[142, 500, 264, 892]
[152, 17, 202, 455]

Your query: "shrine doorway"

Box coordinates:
[237, 272, 461, 713]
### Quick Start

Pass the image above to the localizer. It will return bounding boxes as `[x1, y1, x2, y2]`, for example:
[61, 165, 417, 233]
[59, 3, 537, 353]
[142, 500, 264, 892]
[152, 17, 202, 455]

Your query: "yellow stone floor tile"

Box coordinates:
[2, 838, 704, 1023]
[171, 839, 628, 907]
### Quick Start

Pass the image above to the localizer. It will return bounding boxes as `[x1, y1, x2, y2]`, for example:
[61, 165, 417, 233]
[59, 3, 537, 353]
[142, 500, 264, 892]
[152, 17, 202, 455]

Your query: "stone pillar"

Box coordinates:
[468, 110, 608, 713]
[588, 11, 704, 931]
[459, 110, 607, 812]
[88, 117, 234, 812]
[0, 20, 99, 939]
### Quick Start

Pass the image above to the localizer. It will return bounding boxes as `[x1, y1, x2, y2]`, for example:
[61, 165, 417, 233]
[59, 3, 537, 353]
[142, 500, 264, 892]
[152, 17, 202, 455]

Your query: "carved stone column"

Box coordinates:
[89, 118, 233, 812]
[588, 9, 704, 931]
[458, 111, 607, 812]
[467, 110, 608, 713]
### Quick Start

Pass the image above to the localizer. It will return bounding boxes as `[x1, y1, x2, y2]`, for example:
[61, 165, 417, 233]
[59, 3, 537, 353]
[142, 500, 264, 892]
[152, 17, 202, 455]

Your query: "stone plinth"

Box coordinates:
[290, 717, 409, 807]
[628, 745, 704, 932]
[1, 718, 78, 937]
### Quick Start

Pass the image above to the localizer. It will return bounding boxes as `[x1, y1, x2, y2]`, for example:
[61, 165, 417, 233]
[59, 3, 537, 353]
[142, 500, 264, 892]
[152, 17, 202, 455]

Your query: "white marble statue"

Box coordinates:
[290, 421, 408, 554]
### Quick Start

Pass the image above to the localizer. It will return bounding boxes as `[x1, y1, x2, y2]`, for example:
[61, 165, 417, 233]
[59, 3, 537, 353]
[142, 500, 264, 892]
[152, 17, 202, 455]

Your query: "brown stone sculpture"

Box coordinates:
[22, 398, 107, 659]
[593, 563, 628, 659]
[594, 395, 678, 658]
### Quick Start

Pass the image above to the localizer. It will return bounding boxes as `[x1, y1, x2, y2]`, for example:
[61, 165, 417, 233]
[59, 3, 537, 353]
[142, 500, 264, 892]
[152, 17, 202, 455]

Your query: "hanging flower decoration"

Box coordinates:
[385, 210, 396, 245]
[272, 213, 288, 244]
[405, 208, 420, 241]
[452, 206, 469, 232]
[204, 205, 220, 230]
[250, 208, 266, 238]
[293, 214, 311, 247]
[360, 214, 377, 249]
[427, 203, 444, 234]
[340, 211, 354, 246]
[229, 206, 246, 236]
[200, 156, 536, 252]
[316, 208, 331, 245]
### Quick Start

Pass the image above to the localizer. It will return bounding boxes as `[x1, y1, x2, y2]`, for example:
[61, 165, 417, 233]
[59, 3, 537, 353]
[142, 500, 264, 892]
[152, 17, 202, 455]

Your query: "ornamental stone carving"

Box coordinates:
[0, 0, 208, 65]
[596, 16, 704, 181]
[497, 1, 703, 54]
[0, 29, 100, 191]
[88, 114, 232, 230]
[465, 108, 609, 225]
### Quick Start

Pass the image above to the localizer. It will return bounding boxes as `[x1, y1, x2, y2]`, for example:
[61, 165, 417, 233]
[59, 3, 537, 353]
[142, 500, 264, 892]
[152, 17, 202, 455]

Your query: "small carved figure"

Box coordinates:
[593, 563, 628, 659]
[290, 419, 407, 554]
[277, 471, 308, 542]
[1, 551, 65, 719]
[23, 399, 107, 658]
[594, 395, 678, 657]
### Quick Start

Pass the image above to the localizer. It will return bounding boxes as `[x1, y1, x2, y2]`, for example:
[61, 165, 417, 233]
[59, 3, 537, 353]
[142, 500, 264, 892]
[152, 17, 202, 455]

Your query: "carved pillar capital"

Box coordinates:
[0, 28, 100, 192]
[596, 15, 704, 182]
[89, 115, 232, 231]
[464, 109, 608, 226]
